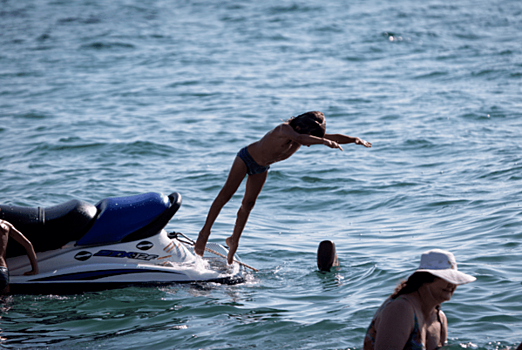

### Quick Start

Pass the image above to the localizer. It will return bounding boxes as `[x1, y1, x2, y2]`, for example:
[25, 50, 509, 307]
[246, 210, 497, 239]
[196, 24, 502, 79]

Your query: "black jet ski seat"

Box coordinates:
[0, 200, 97, 258]
[1, 192, 182, 259]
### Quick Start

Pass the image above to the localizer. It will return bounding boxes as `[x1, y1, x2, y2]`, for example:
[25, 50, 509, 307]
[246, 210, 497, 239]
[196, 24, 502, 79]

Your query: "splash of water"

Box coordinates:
[192, 254, 211, 271]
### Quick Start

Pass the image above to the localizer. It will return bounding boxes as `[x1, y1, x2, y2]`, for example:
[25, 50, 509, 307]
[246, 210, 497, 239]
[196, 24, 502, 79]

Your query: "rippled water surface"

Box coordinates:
[1, 0, 522, 349]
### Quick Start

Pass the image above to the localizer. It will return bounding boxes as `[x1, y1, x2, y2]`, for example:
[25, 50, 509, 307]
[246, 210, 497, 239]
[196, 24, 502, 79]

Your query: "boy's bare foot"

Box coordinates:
[225, 236, 238, 265]
[194, 229, 210, 257]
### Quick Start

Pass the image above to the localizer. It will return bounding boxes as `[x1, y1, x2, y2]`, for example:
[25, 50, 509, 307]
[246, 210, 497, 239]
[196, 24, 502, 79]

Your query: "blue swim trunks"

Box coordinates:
[0, 266, 9, 291]
[237, 146, 270, 175]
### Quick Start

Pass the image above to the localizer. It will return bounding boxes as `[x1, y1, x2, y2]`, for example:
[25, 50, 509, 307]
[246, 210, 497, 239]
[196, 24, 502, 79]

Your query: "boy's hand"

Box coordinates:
[323, 139, 343, 151]
[356, 138, 372, 148]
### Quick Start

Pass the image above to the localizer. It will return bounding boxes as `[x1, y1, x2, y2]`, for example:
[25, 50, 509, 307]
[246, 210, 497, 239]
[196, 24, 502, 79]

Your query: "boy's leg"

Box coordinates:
[226, 170, 267, 264]
[0, 222, 9, 294]
[195, 157, 247, 256]
[0, 221, 9, 269]
[0, 266, 9, 295]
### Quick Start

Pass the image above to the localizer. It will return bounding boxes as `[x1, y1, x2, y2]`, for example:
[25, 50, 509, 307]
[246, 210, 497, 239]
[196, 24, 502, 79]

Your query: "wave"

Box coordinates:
[80, 41, 136, 50]
[15, 112, 54, 120]
[24, 139, 177, 159]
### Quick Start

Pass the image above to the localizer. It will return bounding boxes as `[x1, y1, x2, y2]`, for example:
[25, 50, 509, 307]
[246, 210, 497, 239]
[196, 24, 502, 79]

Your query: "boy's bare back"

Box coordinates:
[247, 123, 302, 166]
[247, 122, 343, 167]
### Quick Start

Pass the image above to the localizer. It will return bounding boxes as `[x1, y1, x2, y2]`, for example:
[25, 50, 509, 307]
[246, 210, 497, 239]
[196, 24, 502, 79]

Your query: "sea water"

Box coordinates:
[1, 0, 521, 349]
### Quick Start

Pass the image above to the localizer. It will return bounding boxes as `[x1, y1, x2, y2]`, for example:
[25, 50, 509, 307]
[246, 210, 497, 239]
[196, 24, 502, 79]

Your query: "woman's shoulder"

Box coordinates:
[368, 295, 421, 349]
[384, 295, 416, 309]
[378, 296, 417, 323]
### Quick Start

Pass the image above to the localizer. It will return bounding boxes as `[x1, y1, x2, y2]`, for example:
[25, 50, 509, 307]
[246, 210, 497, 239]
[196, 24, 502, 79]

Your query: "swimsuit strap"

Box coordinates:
[436, 305, 443, 325]
[436, 305, 444, 347]
[396, 296, 426, 350]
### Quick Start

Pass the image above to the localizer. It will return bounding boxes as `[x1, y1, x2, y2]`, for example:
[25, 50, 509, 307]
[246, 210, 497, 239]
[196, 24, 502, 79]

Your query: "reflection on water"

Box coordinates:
[1, 0, 522, 348]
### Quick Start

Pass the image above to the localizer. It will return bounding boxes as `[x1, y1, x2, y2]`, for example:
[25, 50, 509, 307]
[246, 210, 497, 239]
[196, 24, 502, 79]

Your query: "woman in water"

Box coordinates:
[364, 249, 476, 350]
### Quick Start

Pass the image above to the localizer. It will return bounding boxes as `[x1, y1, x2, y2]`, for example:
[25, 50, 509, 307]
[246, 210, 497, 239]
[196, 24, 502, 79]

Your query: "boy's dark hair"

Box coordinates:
[289, 111, 326, 138]
[317, 240, 336, 272]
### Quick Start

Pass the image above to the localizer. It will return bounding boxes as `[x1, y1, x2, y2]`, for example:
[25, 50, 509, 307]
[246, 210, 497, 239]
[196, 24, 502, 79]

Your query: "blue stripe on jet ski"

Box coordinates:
[32, 269, 184, 281]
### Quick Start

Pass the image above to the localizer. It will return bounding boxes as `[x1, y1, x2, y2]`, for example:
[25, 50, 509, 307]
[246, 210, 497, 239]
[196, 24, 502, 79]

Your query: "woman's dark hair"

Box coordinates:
[289, 111, 326, 138]
[391, 272, 438, 299]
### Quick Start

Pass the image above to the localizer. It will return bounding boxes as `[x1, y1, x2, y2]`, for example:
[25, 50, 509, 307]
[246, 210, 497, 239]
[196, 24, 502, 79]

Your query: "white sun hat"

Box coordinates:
[415, 249, 476, 285]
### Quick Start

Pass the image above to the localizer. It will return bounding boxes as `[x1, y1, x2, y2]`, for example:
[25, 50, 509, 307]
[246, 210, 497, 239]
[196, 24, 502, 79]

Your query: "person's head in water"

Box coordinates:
[289, 111, 326, 138]
[317, 240, 338, 272]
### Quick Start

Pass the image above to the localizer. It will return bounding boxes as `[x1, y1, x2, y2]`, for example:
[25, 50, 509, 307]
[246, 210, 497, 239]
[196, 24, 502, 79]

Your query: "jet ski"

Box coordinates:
[1, 192, 245, 294]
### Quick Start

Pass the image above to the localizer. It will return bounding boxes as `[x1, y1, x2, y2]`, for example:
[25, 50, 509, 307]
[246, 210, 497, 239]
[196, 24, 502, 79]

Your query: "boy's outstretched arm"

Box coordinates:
[325, 134, 372, 148]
